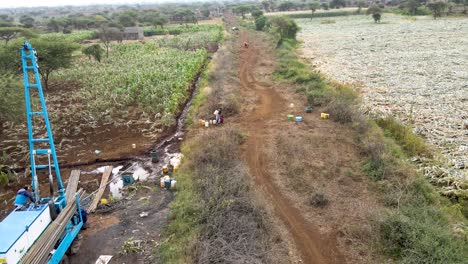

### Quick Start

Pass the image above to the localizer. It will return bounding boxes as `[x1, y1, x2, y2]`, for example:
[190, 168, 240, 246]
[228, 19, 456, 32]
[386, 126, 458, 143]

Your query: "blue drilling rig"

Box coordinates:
[0, 41, 84, 264]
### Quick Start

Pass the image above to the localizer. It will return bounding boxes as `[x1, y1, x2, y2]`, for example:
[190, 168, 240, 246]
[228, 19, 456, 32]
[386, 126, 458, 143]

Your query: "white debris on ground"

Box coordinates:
[133, 165, 149, 181]
[297, 15, 468, 182]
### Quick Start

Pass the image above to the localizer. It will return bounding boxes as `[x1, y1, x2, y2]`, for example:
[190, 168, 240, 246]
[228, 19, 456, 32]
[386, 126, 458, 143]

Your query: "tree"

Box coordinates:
[153, 16, 168, 28]
[174, 9, 198, 24]
[330, 0, 346, 9]
[269, 16, 299, 43]
[0, 15, 13, 27]
[0, 41, 22, 73]
[367, 5, 382, 23]
[0, 74, 23, 135]
[47, 18, 61, 32]
[234, 5, 252, 19]
[98, 25, 123, 58]
[251, 9, 264, 19]
[30, 36, 80, 90]
[402, 0, 421, 15]
[261, 1, 271, 12]
[255, 15, 268, 31]
[278, 1, 295, 11]
[357, 0, 366, 14]
[321, 2, 330, 10]
[19, 15, 35, 28]
[82, 44, 104, 62]
[427, 2, 447, 19]
[118, 13, 137, 27]
[308, 2, 320, 19]
[0, 27, 37, 45]
[202, 9, 210, 18]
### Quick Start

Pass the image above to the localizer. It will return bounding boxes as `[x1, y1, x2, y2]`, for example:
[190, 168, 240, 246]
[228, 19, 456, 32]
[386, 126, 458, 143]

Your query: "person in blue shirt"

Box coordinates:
[14, 186, 35, 210]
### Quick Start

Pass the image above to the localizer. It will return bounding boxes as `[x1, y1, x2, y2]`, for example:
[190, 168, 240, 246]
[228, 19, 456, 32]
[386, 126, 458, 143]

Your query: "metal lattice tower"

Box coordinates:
[20, 41, 65, 203]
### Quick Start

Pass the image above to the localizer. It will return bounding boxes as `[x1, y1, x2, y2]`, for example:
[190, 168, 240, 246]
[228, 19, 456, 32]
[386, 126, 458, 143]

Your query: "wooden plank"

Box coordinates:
[66, 170, 81, 204]
[87, 166, 113, 213]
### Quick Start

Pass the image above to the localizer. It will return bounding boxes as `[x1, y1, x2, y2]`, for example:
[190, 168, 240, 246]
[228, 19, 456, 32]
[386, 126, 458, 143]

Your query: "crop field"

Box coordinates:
[0, 25, 220, 168]
[297, 15, 468, 177]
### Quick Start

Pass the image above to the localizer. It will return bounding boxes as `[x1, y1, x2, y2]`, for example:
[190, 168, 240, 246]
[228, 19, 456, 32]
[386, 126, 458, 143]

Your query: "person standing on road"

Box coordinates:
[14, 186, 35, 210]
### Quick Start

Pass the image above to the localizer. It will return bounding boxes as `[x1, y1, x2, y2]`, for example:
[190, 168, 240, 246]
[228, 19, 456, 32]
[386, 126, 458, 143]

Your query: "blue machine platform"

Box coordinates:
[0, 204, 49, 254]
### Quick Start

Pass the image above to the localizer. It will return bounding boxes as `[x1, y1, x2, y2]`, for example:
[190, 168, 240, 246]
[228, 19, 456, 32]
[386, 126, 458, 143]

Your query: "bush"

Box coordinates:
[160, 128, 285, 263]
[0, 172, 8, 187]
[255, 15, 268, 31]
[375, 117, 431, 157]
[325, 84, 359, 123]
[379, 207, 468, 263]
[309, 193, 329, 208]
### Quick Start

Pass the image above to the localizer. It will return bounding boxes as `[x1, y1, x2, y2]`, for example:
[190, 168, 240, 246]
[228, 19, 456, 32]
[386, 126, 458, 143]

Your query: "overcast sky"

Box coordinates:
[0, 0, 171, 8]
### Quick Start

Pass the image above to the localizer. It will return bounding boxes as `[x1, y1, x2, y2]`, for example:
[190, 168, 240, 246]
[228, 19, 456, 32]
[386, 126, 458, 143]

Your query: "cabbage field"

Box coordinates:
[297, 15, 468, 180]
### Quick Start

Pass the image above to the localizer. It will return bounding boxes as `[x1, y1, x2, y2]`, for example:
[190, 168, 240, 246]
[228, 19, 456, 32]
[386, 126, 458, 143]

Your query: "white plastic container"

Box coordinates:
[170, 180, 177, 189]
[205, 121, 209, 127]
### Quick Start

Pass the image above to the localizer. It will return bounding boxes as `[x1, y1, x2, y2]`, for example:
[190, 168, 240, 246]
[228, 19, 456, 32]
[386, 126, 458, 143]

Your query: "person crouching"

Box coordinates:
[14, 186, 35, 210]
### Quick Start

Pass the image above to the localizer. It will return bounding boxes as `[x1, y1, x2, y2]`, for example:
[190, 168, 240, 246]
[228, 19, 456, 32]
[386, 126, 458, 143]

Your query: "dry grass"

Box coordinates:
[265, 125, 384, 263]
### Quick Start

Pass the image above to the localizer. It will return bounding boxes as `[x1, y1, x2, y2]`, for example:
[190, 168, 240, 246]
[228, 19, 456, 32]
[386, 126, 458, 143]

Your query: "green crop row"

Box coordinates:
[144, 24, 221, 36]
[57, 43, 207, 123]
[153, 30, 223, 50]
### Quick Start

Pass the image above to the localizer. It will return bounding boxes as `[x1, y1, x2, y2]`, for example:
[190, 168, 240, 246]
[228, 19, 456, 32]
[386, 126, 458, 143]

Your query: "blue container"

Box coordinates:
[295, 116, 303, 122]
[122, 174, 135, 186]
[164, 180, 171, 190]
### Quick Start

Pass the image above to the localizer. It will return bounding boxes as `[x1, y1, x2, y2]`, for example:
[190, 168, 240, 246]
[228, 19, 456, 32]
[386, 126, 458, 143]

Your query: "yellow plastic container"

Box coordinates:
[162, 166, 169, 174]
[100, 198, 108, 205]
[173, 165, 179, 173]
[321, 113, 330, 119]
[199, 119, 205, 126]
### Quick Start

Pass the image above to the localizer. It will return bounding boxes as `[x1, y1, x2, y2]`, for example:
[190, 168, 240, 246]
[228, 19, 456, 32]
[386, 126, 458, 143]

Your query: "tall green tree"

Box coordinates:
[255, 15, 268, 31]
[270, 16, 299, 43]
[402, 0, 421, 15]
[367, 5, 382, 23]
[261, 0, 271, 12]
[308, 2, 320, 19]
[357, 0, 366, 14]
[30, 36, 80, 90]
[153, 16, 168, 28]
[251, 9, 264, 19]
[278, 1, 295, 11]
[234, 5, 252, 19]
[0, 27, 37, 45]
[427, 2, 447, 19]
[202, 9, 211, 18]
[330, 0, 346, 9]
[20, 15, 35, 28]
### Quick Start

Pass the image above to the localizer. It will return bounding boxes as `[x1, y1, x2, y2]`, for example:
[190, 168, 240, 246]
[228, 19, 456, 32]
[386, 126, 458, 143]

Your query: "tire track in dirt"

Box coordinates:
[238, 31, 345, 264]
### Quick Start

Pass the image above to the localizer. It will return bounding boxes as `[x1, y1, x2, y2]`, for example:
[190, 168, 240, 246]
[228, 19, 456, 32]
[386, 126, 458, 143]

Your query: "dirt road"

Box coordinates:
[238, 31, 345, 264]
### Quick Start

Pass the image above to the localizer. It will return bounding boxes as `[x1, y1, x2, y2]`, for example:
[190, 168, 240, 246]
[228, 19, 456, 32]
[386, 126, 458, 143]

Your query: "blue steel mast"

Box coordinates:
[20, 41, 65, 205]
